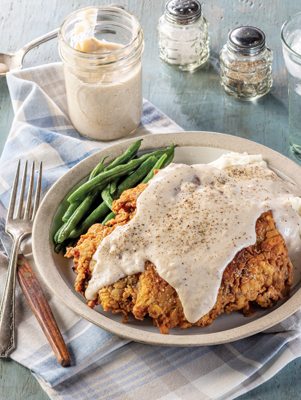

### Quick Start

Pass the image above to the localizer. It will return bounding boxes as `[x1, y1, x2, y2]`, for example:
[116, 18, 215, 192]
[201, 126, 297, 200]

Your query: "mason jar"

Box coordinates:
[220, 26, 273, 101]
[158, 0, 209, 72]
[58, 6, 144, 141]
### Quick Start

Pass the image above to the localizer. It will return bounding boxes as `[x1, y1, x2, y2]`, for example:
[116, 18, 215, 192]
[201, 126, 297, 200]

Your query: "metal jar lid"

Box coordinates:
[227, 26, 266, 56]
[165, 0, 202, 25]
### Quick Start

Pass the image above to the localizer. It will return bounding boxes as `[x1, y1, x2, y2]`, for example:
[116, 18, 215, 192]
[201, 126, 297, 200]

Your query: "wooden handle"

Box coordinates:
[17, 254, 71, 367]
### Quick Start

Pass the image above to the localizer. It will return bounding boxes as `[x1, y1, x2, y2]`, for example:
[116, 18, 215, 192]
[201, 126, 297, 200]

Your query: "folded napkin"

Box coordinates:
[1, 62, 301, 400]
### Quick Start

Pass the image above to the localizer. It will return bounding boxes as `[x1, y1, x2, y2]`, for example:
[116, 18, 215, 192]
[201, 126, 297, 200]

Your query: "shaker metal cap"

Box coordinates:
[228, 26, 266, 56]
[165, 0, 202, 25]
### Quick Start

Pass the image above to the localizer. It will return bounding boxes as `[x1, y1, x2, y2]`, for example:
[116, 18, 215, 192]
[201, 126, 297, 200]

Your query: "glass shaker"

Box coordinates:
[158, 0, 209, 72]
[220, 26, 273, 100]
[281, 12, 301, 160]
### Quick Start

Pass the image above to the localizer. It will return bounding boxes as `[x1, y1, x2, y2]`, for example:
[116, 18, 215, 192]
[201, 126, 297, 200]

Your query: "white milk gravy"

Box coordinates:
[86, 162, 301, 323]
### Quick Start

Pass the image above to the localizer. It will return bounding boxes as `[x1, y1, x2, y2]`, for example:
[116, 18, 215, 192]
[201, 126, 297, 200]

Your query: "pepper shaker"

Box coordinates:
[158, 0, 209, 71]
[220, 26, 273, 100]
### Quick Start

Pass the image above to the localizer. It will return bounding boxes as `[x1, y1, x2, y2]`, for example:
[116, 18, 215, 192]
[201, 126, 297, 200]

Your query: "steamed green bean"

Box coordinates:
[68, 144, 177, 203]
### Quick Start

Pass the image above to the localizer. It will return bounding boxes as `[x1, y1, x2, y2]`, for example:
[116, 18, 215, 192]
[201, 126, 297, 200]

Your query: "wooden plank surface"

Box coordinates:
[0, 0, 301, 399]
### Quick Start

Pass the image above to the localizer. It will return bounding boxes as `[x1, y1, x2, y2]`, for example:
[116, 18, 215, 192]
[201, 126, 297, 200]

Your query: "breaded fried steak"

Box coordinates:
[65, 183, 294, 334]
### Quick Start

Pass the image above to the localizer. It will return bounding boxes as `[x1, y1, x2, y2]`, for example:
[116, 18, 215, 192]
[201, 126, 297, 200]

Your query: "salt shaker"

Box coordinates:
[158, 0, 209, 71]
[220, 26, 273, 100]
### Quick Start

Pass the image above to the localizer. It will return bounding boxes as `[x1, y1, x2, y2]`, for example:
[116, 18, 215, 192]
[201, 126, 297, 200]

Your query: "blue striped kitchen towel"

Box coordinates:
[1, 62, 301, 400]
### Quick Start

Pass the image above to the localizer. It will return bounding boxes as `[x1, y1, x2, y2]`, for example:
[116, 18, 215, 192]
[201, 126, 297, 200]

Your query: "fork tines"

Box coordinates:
[8, 160, 42, 221]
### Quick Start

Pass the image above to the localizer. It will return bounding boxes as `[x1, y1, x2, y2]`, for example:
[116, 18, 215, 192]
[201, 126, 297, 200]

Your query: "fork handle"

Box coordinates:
[17, 255, 71, 367]
[0, 236, 21, 357]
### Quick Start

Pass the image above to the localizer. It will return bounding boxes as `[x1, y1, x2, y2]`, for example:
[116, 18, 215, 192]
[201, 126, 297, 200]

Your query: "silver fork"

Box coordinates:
[0, 160, 42, 357]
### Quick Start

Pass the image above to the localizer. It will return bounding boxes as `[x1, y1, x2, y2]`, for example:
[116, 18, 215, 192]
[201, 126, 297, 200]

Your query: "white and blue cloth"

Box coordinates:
[0, 62, 301, 400]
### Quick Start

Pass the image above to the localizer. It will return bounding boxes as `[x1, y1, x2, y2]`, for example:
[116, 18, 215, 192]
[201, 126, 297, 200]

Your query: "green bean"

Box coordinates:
[66, 148, 175, 238]
[114, 156, 158, 199]
[68, 144, 177, 203]
[58, 189, 100, 243]
[109, 178, 119, 194]
[62, 201, 80, 222]
[103, 139, 142, 172]
[68, 157, 156, 237]
[69, 202, 110, 239]
[61, 156, 108, 223]
[54, 238, 76, 254]
[142, 154, 167, 183]
[54, 241, 66, 254]
[57, 152, 113, 235]
[100, 154, 170, 228]
[102, 211, 116, 226]
[161, 145, 176, 168]
[89, 156, 109, 180]
[101, 187, 114, 210]
[67, 159, 142, 203]
[71, 183, 108, 204]
[141, 145, 176, 184]
[54, 140, 143, 249]
[53, 223, 67, 243]
[68, 156, 157, 237]
[67, 139, 142, 208]
[58, 143, 177, 243]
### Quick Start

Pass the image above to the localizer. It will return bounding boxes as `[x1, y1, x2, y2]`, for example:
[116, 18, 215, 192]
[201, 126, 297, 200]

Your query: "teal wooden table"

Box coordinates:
[1, 0, 301, 399]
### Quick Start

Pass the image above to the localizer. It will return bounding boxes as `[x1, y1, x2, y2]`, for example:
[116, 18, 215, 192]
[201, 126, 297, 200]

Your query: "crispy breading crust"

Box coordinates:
[66, 184, 294, 334]
[65, 184, 146, 305]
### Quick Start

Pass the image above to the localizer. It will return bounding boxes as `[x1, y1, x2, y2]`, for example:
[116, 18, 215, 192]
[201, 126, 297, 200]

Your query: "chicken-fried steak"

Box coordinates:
[66, 183, 293, 334]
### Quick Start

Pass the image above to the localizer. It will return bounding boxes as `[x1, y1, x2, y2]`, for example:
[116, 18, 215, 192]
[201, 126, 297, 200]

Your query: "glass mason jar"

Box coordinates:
[158, 0, 209, 72]
[58, 6, 144, 141]
[220, 26, 273, 101]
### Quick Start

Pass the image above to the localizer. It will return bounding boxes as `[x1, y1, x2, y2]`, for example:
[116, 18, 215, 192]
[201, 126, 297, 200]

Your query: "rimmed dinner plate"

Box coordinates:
[32, 131, 301, 346]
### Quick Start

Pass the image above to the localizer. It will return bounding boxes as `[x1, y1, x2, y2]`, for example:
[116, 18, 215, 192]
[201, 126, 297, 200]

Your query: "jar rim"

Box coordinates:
[281, 11, 301, 61]
[58, 5, 144, 70]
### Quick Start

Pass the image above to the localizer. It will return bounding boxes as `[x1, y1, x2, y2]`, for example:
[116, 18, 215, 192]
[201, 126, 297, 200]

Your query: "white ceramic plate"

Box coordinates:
[32, 131, 301, 346]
